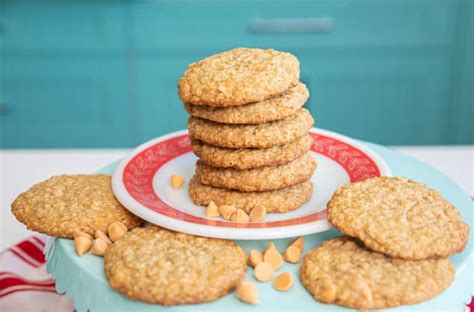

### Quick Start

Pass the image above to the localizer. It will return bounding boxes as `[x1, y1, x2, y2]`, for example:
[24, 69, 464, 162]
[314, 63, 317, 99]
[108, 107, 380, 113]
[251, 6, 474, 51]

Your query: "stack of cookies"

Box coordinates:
[178, 48, 317, 216]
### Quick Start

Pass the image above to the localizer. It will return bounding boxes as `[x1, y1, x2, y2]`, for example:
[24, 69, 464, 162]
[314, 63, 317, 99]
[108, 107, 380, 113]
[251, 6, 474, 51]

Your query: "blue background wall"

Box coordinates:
[1, 0, 473, 148]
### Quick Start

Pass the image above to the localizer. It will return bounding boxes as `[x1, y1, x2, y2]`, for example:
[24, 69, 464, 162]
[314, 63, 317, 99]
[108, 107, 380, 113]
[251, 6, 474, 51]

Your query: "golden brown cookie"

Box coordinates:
[184, 83, 309, 124]
[104, 226, 247, 305]
[195, 152, 317, 192]
[189, 176, 313, 213]
[188, 109, 314, 149]
[300, 237, 455, 310]
[327, 177, 469, 260]
[192, 134, 313, 170]
[178, 48, 300, 106]
[11, 174, 143, 239]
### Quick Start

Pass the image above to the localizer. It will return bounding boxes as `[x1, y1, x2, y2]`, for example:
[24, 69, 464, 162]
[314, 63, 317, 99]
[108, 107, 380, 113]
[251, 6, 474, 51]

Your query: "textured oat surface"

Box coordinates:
[196, 152, 317, 192]
[104, 226, 247, 305]
[11, 174, 143, 239]
[327, 177, 469, 260]
[184, 83, 309, 124]
[192, 134, 313, 169]
[189, 177, 313, 213]
[300, 237, 455, 310]
[188, 109, 314, 149]
[178, 48, 300, 106]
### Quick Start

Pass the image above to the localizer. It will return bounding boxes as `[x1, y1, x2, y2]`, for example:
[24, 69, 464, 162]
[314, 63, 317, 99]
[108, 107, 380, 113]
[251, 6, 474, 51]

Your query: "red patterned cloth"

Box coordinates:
[0, 235, 74, 311]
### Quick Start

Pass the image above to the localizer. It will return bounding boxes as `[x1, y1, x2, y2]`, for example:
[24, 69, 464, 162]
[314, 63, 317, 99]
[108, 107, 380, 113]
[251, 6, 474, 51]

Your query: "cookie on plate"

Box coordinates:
[196, 152, 317, 192]
[189, 176, 313, 213]
[104, 226, 247, 305]
[178, 48, 300, 106]
[327, 177, 469, 260]
[188, 108, 314, 149]
[300, 237, 455, 310]
[192, 134, 313, 170]
[11, 174, 143, 239]
[184, 82, 309, 124]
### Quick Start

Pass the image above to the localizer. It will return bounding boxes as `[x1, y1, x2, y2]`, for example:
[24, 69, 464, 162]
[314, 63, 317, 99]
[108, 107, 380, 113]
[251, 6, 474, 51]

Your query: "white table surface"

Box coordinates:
[1, 146, 473, 250]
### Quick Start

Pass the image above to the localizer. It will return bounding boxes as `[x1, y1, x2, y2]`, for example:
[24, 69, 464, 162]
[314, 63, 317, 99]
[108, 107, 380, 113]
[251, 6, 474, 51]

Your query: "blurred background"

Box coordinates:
[0, 0, 472, 148]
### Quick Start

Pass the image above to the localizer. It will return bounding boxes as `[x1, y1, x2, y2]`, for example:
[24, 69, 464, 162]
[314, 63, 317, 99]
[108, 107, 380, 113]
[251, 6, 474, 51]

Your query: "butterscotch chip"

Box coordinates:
[170, 175, 185, 189]
[11, 174, 143, 238]
[236, 280, 259, 305]
[300, 237, 455, 309]
[254, 262, 275, 282]
[265, 242, 278, 253]
[290, 236, 304, 251]
[184, 83, 308, 124]
[327, 177, 469, 260]
[89, 238, 108, 256]
[189, 177, 313, 213]
[188, 109, 314, 149]
[95, 229, 112, 245]
[218, 205, 236, 220]
[192, 134, 313, 170]
[73, 230, 93, 240]
[204, 201, 220, 218]
[178, 48, 300, 106]
[248, 249, 263, 267]
[104, 226, 247, 305]
[249, 206, 266, 223]
[273, 272, 294, 291]
[284, 245, 302, 263]
[108, 222, 128, 242]
[231, 209, 250, 223]
[196, 153, 317, 192]
[264, 248, 283, 270]
[74, 236, 92, 257]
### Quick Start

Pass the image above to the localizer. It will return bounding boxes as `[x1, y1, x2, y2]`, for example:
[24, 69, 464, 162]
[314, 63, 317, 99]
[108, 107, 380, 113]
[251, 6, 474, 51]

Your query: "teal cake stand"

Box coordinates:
[45, 143, 473, 311]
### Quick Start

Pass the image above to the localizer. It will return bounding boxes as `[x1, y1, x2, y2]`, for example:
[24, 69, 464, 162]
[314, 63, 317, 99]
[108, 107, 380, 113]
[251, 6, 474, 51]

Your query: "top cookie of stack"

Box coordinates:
[179, 48, 316, 215]
[179, 47, 300, 107]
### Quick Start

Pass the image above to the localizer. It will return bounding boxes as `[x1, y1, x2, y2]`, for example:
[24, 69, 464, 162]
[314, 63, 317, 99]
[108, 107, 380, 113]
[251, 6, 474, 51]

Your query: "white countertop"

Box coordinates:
[1, 146, 473, 250]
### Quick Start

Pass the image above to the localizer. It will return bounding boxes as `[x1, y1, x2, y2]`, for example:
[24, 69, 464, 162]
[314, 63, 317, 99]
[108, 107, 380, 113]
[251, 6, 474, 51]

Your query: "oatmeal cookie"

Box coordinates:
[191, 134, 313, 169]
[300, 237, 455, 309]
[178, 48, 300, 106]
[195, 152, 317, 192]
[11, 174, 143, 239]
[189, 176, 313, 213]
[327, 177, 469, 260]
[188, 109, 314, 149]
[104, 226, 247, 305]
[184, 82, 309, 124]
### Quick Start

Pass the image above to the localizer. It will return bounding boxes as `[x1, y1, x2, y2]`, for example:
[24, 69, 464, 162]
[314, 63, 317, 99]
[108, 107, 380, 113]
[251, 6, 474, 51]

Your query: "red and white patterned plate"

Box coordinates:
[112, 129, 391, 240]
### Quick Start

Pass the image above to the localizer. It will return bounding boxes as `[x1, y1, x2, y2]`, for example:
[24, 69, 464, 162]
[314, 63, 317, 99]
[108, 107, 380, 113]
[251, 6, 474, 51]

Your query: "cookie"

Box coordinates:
[178, 48, 300, 106]
[184, 82, 309, 124]
[195, 152, 317, 192]
[11, 174, 143, 239]
[192, 134, 313, 170]
[300, 237, 455, 310]
[327, 177, 469, 260]
[189, 176, 313, 213]
[104, 226, 247, 305]
[188, 109, 314, 149]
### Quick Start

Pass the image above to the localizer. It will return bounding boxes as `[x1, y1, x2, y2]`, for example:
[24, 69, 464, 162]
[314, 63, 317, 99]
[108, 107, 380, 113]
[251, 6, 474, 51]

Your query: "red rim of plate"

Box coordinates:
[121, 130, 382, 228]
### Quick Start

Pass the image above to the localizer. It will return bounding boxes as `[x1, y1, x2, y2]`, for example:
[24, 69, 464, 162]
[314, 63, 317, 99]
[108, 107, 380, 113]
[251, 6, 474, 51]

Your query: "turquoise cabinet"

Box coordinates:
[301, 54, 451, 145]
[1, 59, 132, 147]
[0, 0, 130, 148]
[132, 50, 234, 142]
[0, 0, 472, 148]
[133, 57, 190, 142]
[130, 0, 455, 49]
[1, 1, 127, 51]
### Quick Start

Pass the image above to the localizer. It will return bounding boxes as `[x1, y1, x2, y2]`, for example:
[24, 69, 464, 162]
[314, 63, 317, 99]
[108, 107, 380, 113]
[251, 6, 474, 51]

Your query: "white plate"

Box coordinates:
[112, 128, 391, 240]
